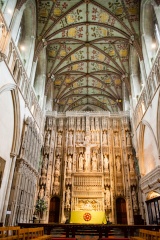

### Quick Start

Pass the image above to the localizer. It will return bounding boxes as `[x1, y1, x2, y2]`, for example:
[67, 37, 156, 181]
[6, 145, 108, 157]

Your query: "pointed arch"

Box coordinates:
[139, 119, 159, 176]
[138, 123, 145, 176]
[0, 83, 21, 156]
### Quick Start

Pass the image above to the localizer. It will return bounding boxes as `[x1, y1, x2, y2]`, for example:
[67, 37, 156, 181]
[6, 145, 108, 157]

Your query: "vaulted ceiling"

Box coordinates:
[36, 0, 140, 112]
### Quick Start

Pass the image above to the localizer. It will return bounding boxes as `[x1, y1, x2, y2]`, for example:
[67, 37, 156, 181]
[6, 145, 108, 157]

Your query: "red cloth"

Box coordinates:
[51, 238, 76, 240]
[100, 239, 129, 240]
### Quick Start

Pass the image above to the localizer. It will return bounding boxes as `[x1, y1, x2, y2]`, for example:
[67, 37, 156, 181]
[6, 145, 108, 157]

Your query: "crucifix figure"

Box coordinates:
[76, 132, 97, 171]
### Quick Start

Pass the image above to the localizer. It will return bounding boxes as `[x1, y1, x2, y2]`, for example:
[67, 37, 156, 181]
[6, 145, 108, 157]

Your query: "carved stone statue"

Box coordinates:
[83, 158, 87, 172]
[67, 155, 72, 171]
[54, 175, 59, 186]
[92, 152, 97, 171]
[45, 131, 50, 146]
[132, 187, 138, 210]
[102, 131, 107, 144]
[76, 133, 97, 170]
[126, 132, 131, 146]
[116, 155, 121, 172]
[55, 155, 60, 171]
[68, 131, 73, 146]
[40, 175, 47, 185]
[39, 186, 44, 199]
[106, 187, 111, 207]
[43, 155, 48, 168]
[79, 153, 84, 171]
[77, 131, 81, 142]
[66, 187, 71, 208]
[103, 154, 109, 170]
[57, 132, 62, 146]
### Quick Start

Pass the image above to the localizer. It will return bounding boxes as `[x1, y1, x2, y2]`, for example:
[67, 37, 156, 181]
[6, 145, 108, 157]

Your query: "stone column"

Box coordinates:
[34, 47, 47, 108]
[46, 81, 54, 111]
[8, 161, 23, 225]
[1, 154, 16, 224]
[122, 82, 130, 111]
[131, 74, 141, 98]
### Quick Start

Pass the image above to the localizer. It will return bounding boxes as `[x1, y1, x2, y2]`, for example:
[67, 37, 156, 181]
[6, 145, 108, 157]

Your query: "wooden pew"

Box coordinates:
[27, 227, 52, 240]
[0, 226, 52, 240]
[0, 226, 20, 239]
[18, 227, 52, 240]
[130, 229, 160, 240]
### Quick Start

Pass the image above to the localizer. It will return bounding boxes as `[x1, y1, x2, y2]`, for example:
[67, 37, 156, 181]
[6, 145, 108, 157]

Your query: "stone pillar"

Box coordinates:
[8, 161, 23, 225]
[25, 36, 36, 76]
[46, 81, 54, 111]
[131, 74, 141, 98]
[122, 82, 130, 111]
[34, 48, 47, 108]
[1, 154, 16, 224]
[30, 61, 38, 86]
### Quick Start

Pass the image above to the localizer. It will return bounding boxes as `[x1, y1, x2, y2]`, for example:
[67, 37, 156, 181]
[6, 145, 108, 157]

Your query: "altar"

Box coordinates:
[69, 211, 106, 224]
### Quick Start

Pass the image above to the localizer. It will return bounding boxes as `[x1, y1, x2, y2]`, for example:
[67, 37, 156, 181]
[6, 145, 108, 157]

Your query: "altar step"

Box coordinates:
[51, 226, 66, 237]
[108, 228, 126, 238]
[50, 226, 125, 238]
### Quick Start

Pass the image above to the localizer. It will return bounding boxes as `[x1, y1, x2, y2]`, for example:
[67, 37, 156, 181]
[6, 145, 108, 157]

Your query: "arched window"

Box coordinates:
[0, 0, 9, 12]
[130, 47, 143, 106]
[2, 0, 17, 26]
[11, 0, 36, 76]
[17, 2, 36, 68]
[151, 7, 160, 57]
[0, 0, 6, 10]
[141, 0, 160, 72]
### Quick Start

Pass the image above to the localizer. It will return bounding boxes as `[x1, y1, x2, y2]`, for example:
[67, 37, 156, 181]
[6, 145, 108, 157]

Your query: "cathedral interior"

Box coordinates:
[0, 0, 160, 227]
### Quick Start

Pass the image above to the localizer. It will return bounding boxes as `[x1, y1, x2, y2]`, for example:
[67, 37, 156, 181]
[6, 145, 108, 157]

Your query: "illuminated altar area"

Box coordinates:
[70, 211, 106, 224]
[42, 113, 138, 224]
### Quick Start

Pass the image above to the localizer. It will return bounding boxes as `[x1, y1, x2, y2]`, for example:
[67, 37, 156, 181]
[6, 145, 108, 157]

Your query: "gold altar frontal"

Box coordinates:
[70, 211, 106, 224]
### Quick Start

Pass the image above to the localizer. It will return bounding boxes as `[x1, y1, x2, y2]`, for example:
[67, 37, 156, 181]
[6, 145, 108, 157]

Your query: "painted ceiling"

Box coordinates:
[36, 0, 140, 112]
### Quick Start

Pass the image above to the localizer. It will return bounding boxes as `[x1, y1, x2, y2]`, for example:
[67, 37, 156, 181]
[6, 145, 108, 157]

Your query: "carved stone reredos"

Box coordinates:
[39, 111, 138, 224]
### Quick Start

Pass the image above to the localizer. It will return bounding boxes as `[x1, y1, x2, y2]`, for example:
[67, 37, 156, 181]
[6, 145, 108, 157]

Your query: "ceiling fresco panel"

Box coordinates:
[37, 0, 140, 112]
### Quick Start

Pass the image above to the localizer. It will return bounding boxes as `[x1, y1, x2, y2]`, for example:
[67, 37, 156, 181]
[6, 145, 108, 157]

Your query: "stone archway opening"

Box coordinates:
[49, 197, 60, 223]
[116, 198, 127, 224]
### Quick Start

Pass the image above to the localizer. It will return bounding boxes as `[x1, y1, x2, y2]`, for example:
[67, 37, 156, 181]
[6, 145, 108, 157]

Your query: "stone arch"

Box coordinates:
[139, 120, 159, 175]
[138, 123, 145, 176]
[0, 83, 21, 156]
[141, 0, 160, 73]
